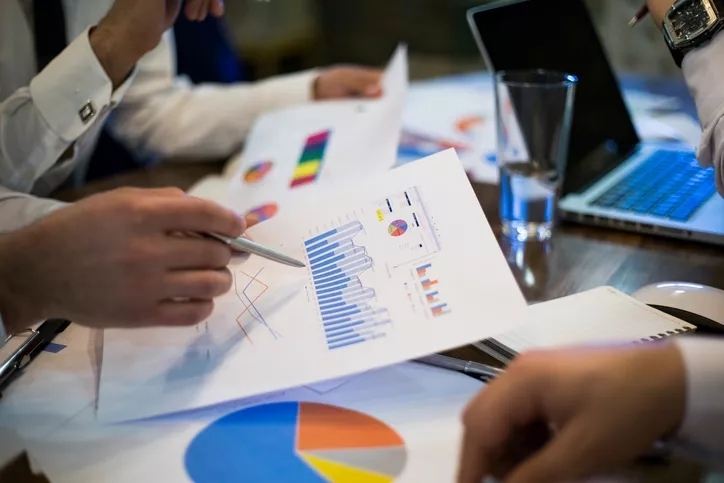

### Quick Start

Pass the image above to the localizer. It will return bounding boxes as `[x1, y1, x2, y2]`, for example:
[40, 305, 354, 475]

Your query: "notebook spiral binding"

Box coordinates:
[634, 326, 694, 343]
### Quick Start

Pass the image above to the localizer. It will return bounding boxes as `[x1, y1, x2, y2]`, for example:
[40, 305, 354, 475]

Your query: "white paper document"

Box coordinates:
[26, 363, 484, 483]
[97, 149, 526, 422]
[224, 45, 408, 224]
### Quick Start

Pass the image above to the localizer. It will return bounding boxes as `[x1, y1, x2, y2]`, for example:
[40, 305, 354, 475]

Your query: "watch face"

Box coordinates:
[664, 0, 719, 46]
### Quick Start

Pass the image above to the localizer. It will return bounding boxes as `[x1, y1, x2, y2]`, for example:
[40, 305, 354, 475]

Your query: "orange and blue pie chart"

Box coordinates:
[388, 220, 408, 237]
[185, 401, 407, 482]
[243, 161, 273, 184]
[245, 203, 278, 225]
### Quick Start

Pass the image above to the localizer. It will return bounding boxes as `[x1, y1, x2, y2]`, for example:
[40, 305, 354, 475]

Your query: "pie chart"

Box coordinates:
[185, 401, 407, 482]
[388, 219, 408, 237]
[243, 160, 273, 183]
[245, 202, 278, 224]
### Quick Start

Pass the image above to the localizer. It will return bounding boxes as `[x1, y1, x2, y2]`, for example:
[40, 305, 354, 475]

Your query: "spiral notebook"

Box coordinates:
[475, 286, 697, 364]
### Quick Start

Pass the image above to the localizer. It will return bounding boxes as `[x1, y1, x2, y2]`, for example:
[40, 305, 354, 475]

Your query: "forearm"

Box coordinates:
[109, 32, 319, 160]
[681, 32, 724, 195]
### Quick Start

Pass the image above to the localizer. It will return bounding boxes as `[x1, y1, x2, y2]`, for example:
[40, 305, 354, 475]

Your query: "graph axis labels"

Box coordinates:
[303, 221, 392, 350]
[185, 401, 407, 483]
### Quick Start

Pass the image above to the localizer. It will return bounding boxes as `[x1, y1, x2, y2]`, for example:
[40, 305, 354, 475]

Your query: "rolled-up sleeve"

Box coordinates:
[682, 32, 724, 195]
[0, 27, 134, 193]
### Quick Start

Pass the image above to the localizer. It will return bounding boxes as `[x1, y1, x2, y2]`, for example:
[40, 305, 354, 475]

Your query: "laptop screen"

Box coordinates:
[468, 0, 641, 195]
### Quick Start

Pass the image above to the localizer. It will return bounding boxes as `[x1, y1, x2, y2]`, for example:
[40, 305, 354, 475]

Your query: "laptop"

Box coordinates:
[467, 0, 724, 245]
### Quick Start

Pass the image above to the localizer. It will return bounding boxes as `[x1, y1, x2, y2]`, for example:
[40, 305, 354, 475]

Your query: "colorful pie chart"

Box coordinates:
[388, 220, 408, 237]
[243, 160, 274, 184]
[185, 401, 407, 482]
[245, 203, 278, 225]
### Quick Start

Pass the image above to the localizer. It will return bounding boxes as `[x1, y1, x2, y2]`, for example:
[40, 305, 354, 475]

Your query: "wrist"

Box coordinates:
[89, 23, 140, 89]
[0, 235, 44, 334]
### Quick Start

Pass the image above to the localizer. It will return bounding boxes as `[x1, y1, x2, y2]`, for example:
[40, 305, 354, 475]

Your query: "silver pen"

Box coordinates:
[415, 353, 504, 380]
[205, 233, 306, 268]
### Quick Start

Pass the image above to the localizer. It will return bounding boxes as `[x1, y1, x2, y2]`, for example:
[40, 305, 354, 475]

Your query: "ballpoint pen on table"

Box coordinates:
[629, 5, 649, 28]
[415, 354, 504, 381]
[204, 233, 306, 268]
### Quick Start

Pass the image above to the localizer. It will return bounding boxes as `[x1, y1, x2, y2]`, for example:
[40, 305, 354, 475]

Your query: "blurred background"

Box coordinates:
[172, 0, 680, 86]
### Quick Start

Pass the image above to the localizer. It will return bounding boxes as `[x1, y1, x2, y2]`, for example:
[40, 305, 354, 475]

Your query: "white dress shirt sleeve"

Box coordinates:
[107, 31, 319, 161]
[0, 186, 66, 234]
[673, 337, 724, 467]
[682, 31, 724, 196]
[0, 26, 134, 194]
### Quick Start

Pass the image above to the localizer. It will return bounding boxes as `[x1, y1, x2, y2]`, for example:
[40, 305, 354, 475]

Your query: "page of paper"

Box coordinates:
[97, 149, 526, 422]
[495, 286, 696, 354]
[0, 324, 102, 437]
[26, 363, 483, 483]
[223, 45, 408, 222]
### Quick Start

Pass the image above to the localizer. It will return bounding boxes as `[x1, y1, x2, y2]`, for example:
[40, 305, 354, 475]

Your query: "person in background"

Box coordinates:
[0, 187, 244, 341]
[0, 0, 383, 231]
[457, 0, 724, 481]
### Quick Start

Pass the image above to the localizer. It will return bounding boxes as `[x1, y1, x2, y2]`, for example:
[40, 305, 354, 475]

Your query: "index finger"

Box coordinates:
[149, 197, 245, 237]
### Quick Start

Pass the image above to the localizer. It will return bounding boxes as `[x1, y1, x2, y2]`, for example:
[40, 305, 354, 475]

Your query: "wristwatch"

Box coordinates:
[662, 0, 724, 67]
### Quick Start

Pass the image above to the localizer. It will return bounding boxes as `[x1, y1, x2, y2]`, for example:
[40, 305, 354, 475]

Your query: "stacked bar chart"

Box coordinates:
[304, 221, 391, 350]
[416, 262, 450, 318]
[290, 130, 330, 188]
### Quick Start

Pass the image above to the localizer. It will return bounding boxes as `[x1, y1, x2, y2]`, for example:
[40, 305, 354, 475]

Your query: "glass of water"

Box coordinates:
[495, 70, 577, 242]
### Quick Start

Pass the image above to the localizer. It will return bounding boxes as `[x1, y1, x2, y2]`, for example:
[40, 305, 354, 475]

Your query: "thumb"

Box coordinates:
[505, 420, 597, 483]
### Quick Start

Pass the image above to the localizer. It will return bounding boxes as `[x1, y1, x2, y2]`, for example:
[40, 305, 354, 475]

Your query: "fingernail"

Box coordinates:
[365, 85, 382, 97]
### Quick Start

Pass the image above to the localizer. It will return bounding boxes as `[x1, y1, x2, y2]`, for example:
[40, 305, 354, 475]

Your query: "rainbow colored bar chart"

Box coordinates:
[290, 130, 331, 188]
[416, 262, 450, 318]
[304, 221, 391, 350]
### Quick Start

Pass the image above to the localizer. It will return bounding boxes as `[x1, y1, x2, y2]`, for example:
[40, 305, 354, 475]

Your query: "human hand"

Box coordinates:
[0, 188, 244, 333]
[313, 66, 384, 100]
[646, 0, 676, 27]
[91, 0, 225, 87]
[457, 343, 686, 483]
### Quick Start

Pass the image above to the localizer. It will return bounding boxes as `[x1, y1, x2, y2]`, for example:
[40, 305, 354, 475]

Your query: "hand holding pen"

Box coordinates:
[629, 1, 675, 28]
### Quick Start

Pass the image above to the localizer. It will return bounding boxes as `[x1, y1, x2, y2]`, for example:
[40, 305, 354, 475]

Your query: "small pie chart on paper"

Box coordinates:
[185, 401, 407, 482]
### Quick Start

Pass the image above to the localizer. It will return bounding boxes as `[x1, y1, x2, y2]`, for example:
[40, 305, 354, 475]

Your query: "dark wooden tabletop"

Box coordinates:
[4, 160, 721, 482]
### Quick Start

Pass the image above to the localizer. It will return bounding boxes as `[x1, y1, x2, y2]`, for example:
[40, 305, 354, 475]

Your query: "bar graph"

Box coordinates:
[304, 221, 391, 350]
[415, 262, 451, 318]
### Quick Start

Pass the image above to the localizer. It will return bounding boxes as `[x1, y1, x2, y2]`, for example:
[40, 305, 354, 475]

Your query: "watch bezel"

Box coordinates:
[663, 0, 721, 48]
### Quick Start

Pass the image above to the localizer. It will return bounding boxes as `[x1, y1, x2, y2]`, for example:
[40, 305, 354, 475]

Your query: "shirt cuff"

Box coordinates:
[29, 27, 136, 145]
[682, 32, 724, 132]
[256, 69, 320, 107]
[674, 337, 724, 457]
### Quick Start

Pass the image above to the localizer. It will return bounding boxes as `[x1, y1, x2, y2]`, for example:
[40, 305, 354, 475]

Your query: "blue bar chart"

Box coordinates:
[304, 221, 391, 350]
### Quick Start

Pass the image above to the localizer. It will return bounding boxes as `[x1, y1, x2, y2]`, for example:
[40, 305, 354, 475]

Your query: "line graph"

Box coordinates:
[304, 221, 391, 350]
[233, 268, 282, 343]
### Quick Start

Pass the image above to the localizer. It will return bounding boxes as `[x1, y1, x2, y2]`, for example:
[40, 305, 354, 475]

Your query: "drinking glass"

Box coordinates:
[495, 69, 577, 241]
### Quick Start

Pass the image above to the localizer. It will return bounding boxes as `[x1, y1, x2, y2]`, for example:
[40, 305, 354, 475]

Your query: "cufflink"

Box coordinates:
[79, 101, 96, 124]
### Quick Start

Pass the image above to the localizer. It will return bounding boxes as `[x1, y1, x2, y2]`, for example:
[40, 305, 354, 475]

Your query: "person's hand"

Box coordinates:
[0, 187, 244, 333]
[646, 0, 676, 27]
[90, 0, 225, 88]
[457, 343, 686, 483]
[313, 66, 384, 100]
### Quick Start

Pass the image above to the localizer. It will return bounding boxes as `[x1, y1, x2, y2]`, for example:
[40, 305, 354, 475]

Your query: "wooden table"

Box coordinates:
[4, 160, 720, 482]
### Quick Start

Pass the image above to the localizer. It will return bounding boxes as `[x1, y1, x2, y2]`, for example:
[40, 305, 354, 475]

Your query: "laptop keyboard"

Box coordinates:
[591, 150, 716, 222]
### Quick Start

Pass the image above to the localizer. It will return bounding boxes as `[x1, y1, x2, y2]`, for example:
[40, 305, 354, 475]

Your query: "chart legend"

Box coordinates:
[245, 202, 279, 224]
[290, 130, 330, 188]
[243, 160, 273, 183]
[304, 221, 391, 350]
[185, 401, 407, 483]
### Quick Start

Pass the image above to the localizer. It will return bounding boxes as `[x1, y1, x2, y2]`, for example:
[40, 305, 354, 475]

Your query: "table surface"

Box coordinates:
[3, 74, 719, 482]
